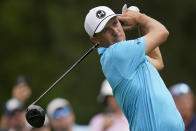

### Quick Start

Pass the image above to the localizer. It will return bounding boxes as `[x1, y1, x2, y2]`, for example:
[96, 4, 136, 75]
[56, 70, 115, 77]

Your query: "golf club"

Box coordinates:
[26, 44, 98, 128]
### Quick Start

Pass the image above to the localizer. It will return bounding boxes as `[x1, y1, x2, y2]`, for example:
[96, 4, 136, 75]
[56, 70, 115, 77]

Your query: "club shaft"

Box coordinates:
[31, 44, 98, 105]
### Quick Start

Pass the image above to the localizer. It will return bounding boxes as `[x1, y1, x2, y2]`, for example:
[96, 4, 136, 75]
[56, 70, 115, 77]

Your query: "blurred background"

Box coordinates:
[0, 0, 195, 125]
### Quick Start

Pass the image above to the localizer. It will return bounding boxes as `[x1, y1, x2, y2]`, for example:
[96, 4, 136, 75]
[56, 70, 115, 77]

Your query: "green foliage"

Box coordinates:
[0, 0, 196, 124]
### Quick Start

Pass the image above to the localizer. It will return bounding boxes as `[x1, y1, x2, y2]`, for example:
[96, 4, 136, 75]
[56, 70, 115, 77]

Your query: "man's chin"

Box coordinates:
[113, 38, 124, 43]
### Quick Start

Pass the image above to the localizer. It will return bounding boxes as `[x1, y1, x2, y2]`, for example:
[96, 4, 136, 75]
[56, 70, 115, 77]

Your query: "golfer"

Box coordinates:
[84, 6, 184, 130]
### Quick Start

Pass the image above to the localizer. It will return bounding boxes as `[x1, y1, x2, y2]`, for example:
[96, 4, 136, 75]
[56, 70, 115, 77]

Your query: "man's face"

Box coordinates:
[92, 17, 126, 47]
[9, 110, 26, 129]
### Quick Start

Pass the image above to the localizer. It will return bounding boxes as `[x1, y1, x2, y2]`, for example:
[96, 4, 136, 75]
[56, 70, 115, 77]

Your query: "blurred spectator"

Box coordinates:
[0, 75, 31, 131]
[170, 83, 196, 131]
[89, 79, 129, 131]
[0, 98, 27, 131]
[0, 115, 9, 131]
[12, 75, 31, 103]
[46, 98, 89, 131]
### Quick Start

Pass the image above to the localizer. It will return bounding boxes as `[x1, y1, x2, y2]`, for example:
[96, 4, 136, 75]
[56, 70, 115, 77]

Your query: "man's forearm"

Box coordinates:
[136, 13, 169, 54]
[136, 13, 167, 37]
[137, 18, 164, 71]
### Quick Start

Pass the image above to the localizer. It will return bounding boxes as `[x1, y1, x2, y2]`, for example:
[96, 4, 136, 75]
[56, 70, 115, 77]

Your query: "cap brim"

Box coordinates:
[53, 107, 70, 119]
[95, 14, 117, 34]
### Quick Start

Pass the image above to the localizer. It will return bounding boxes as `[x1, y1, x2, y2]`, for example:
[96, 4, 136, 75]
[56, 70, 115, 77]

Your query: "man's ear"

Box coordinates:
[90, 37, 100, 45]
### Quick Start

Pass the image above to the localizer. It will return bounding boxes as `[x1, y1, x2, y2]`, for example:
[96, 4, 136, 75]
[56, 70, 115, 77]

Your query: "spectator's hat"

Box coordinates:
[170, 83, 191, 96]
[4, 98, 24, 116]
[47, 98, 72, 119]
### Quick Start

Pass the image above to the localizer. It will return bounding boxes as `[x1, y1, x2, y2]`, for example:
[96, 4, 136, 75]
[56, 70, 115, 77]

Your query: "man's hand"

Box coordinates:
[118, 10, 141, 31]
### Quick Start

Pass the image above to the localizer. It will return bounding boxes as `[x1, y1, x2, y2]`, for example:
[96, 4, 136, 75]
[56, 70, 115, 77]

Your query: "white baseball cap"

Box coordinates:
[46, 98, 72, 118]
[170, 83, 191, 96]
[97, 79, 113, 102]
[4, 98, 24, 116]
[84, 6, 117, 37]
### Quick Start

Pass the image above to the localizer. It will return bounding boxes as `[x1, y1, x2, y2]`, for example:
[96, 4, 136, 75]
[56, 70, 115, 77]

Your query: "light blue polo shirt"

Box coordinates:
[98, 37, 184, 131]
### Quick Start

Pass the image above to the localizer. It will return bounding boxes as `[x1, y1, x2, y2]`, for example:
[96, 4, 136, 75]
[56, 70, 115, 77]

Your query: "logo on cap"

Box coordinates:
[96, 10, 106, 19]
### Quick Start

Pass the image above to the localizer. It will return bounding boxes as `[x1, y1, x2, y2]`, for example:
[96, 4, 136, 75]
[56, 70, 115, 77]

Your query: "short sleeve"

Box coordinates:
[111, 37, 146, 79]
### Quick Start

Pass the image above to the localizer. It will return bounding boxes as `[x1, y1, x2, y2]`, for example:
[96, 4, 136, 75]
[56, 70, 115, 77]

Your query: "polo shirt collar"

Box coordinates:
[97, 47, 106, 56]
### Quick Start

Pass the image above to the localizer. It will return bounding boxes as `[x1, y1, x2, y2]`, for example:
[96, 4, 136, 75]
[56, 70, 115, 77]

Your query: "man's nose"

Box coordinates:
[111, 27, 118, 36]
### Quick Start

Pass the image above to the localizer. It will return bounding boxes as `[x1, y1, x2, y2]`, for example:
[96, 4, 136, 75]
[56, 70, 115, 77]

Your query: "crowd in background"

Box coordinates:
[0, 76, 196, 131]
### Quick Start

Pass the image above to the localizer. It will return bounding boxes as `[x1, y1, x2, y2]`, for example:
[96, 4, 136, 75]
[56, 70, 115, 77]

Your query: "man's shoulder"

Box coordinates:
[110, 38, 145, 50]
[98, 37, 145, 55]
[116, 37, 145, 45]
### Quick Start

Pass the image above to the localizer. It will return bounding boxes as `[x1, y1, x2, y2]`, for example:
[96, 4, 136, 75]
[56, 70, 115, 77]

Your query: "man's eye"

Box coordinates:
[103, 28, 108, 34]
[113, 21, 118, 26]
